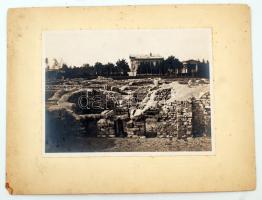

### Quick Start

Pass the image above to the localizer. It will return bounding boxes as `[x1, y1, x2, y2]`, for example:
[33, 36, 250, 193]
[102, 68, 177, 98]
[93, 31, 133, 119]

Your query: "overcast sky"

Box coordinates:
[43, 29, 212, 67]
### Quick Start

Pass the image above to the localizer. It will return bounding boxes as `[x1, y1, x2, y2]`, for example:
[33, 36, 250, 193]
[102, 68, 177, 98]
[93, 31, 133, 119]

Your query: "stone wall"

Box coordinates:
[192, 92, 211, 137]
[156, 100, 192, 139]
[126, 120, 145, 138]
[157, 102, 178, 138]
[176, 100, 193, 139]
[97, 118, 115, 138]
[91, 92, 210, 139]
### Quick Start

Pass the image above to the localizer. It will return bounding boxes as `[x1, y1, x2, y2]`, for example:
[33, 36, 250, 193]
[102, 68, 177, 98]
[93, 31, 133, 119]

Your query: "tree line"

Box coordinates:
[46, 56, 210, 80]
[136, 56, 209, 78]
[46, 59, 130, 79]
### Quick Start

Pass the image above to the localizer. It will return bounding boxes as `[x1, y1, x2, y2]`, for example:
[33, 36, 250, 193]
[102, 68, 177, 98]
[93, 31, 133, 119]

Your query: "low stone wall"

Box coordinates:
[97, 119, 116, 138]
[53, 84, 211, 139]
[95, 92, 211, 139]
[126, 120, 145, 138]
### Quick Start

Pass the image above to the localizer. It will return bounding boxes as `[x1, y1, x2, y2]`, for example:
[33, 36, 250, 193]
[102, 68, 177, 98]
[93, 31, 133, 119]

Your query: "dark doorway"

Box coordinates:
[114, 119, 127, 137]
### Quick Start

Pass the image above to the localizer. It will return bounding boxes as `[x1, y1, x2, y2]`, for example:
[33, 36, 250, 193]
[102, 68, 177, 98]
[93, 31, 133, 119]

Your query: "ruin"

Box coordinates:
[46, 77, 211, 140]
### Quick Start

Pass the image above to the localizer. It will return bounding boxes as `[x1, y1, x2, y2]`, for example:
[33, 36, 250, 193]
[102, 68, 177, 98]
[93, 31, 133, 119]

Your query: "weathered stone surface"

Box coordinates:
[47, 78, 211, 139]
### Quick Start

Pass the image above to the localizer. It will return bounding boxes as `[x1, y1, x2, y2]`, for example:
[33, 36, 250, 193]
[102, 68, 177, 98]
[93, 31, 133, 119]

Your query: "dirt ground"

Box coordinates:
[46, 136, 212, 153]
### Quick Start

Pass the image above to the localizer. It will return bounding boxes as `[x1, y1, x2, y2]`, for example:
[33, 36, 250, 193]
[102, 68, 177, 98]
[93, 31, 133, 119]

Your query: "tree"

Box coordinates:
[103, 63, 115, 76]
[162, 56, 183, 75]
[116, 59, 130, 76]
[61, 63, 69, 71]
[94, 62, 103, 75]
[80, 63, 95, 76]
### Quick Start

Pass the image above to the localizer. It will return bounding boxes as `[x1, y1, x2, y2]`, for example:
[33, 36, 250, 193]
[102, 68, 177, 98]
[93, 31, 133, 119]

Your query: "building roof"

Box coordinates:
[129, 54, 164, 60]
[182, 59, 201, 64]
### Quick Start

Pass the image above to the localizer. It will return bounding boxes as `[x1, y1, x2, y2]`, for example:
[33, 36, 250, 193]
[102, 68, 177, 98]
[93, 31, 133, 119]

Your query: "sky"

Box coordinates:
[43, 29, 212, 67]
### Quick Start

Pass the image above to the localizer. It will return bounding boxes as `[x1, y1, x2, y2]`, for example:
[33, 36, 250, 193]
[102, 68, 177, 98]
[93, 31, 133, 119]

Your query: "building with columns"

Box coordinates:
[129, 53, 164, 76]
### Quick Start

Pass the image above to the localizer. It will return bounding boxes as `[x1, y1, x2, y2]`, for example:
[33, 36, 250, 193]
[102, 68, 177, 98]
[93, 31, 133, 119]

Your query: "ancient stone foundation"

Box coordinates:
[47, 78, 211, 139]
[96, 92, 211, 139]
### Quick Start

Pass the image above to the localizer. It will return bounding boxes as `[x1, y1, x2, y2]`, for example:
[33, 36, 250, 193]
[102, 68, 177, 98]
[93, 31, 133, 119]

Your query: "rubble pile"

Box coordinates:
[154, 88, 171, 101]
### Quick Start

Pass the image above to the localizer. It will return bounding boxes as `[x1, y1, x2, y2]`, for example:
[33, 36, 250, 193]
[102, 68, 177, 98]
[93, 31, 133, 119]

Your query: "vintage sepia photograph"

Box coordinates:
[44, 29, 213, 153]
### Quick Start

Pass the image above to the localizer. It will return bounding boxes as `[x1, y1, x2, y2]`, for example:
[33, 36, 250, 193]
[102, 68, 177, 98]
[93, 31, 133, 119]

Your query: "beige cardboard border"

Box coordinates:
[6, 5, 255, 194]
